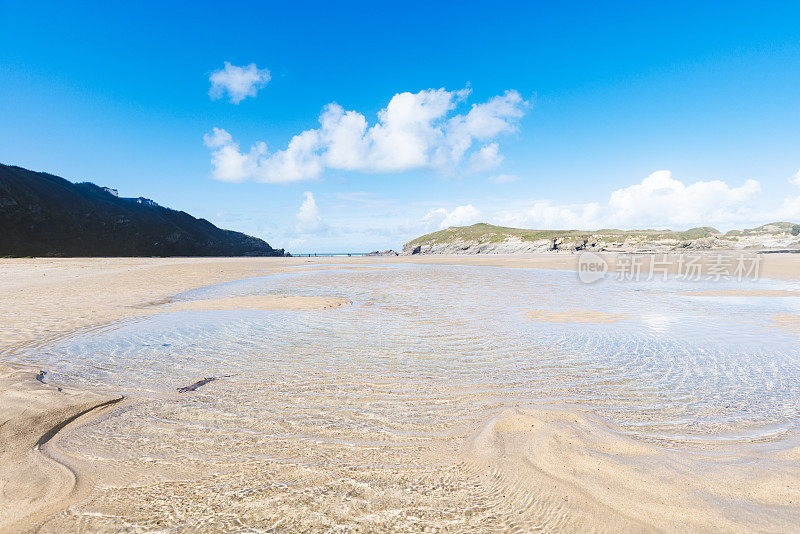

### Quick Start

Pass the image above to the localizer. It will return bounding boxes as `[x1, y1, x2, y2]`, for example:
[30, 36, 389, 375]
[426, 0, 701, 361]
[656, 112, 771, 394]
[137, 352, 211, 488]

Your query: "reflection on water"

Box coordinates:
[10, 264, 800, 530]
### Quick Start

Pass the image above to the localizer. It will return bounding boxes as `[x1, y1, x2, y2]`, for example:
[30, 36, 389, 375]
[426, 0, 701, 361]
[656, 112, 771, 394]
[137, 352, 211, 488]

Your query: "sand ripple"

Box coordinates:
[4, 262, 800, 530]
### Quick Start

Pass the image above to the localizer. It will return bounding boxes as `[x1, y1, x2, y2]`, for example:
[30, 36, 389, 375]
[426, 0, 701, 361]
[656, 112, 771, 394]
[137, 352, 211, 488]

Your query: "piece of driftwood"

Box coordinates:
[177, 374, 233, 393]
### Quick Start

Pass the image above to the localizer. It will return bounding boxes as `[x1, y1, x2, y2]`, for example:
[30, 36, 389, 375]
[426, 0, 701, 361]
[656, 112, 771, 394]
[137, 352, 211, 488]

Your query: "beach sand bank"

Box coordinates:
[0, 364, 121, 533]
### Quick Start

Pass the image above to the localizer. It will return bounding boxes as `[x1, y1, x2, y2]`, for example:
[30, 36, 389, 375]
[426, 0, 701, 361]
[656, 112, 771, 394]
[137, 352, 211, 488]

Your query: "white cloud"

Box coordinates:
[295, 192, 325, 233]
[422, 204, 481, 229]
[202, 127, 260, 182]
[209, 62, 271, 104]
[774, 171, 800, 219]
[496, 201, 603, 229]
[446, 91, 525, 163]
[494, 170, 762, 230]
[203, 127, 233, 148]
[203, 127, 322, 183]
[319, 104, 370, 170]
[773, 171, 800, 220]
[469, 143, 503, 172]
[362, 88, 465, 172]
[607, 170, 760, 228]
[776, 195, 800, 220]
[205, 87, 527, 183]
[488, 173, 518, 184]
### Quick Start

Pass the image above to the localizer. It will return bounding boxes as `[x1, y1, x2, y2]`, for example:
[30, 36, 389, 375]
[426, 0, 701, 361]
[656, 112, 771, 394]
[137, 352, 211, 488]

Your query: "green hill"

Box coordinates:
[404, 222, 799, 254]
[407, 223, 721, 247]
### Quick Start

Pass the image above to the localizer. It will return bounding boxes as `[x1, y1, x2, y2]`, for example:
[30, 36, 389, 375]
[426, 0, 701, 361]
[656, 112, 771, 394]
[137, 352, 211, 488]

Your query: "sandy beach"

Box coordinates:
[8, 2, 800, 530]
[2, 253, 800, 532]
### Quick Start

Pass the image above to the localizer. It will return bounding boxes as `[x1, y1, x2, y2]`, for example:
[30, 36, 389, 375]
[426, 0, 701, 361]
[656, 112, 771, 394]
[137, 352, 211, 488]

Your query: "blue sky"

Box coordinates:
[2, 1, 800, 252]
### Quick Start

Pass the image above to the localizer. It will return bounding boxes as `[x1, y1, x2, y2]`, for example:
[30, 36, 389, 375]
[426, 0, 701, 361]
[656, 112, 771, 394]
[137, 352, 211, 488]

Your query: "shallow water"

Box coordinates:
[10, 264, 800, 530]
[24, 264, 800, 439]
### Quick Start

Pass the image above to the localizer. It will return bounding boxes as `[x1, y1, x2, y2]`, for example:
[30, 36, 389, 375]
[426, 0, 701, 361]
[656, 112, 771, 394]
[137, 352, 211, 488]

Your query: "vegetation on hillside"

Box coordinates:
[0, 163, 286, 257]
[406, 223, 723, 248]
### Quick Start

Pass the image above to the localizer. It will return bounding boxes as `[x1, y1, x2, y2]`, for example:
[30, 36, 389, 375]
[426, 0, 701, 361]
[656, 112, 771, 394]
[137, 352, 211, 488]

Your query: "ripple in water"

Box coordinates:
[17, 263, 800, 444]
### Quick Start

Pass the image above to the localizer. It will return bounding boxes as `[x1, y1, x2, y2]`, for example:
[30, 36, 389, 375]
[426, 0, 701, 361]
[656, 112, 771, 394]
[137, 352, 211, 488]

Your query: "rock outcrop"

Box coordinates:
[365, 249, 399, 256]
[404, 223, 800, 255]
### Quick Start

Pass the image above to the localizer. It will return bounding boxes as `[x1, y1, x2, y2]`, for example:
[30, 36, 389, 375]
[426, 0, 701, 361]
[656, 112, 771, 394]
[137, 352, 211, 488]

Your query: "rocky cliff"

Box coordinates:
[0, 163, 287, 257]
[403, 223, 800, 255]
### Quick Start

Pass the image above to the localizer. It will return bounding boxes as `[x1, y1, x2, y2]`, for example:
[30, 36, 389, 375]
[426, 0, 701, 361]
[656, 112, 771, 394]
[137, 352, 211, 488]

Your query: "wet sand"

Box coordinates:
[2, 254, 800, 532]
[682, 289, 800, 297]
[0, 364, 121, 532]
[771, 313, 800, 335]
[161, 294, 350, 312]
[526, 309, 630, 323]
